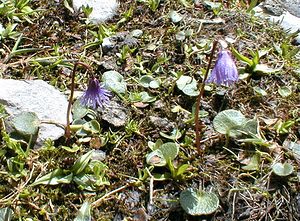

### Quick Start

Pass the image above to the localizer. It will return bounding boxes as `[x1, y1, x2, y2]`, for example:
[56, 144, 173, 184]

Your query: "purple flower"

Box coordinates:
[80, 77, 111, 109]
[206, 49, 239, 86]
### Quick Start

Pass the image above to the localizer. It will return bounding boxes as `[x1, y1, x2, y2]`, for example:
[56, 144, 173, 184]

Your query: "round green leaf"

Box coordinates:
[180, 188, 219, 216]
[170, 10, 183, 23]
[213, 109, 247, 137]
[146, 142, 179, 167]
[12, 112, 40, 136]
[278, 86, 292, 97]
[139, 75, 154, 87]
[175, 31, 185, 41]
[272, 162, 294, 176]
[160, 142, 179, 161]
[176, 76, 199, 96]
[139, 91, 156, 103]
[102, 71, 127, 94]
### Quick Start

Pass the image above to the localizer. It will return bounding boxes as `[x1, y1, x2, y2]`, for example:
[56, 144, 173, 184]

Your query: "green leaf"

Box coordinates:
[253, 64, 282, 74]
[180, 188, 219, 216]
[241, 118, 258, 135]
[0, 207, 13, 221]
[170, 10, 183, 23]
[213, 109, 247, 137]
[246, 0, 258, 12]
[76, 120, 101, 136]
[102, 71, 127, 94]
[74, 202, 91, 221]
[231, 47, 253, 66]
[160, 142, 179, 161]
[148, 139, 163, 151]
[146, 149, 166, 167]
[176, 76, 199, 96]
[61, 144, 81, 153]
[160, 128, 182, 140]
[73, 99, 89, 120]
[146, 142, 179, 167]
[153, 172, 171, 181]
[176, 164, 189, 176]
[272, 162, 294, 176]
[11, 112, 40, 136]
[175, 31, 185, 41]
[278, 86, 292, 97]
[139, 75, 160, 89]
[71, 150, 94, 175]
[31, 169, 72, 186]
[253, 86, 267, 96]
[242, 154, 260, 171]
[140, 91, 156, 102]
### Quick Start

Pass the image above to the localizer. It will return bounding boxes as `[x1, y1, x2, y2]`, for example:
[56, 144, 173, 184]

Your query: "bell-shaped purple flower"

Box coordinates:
[206, 49, 239, 86]
[80, 77, 111, 109]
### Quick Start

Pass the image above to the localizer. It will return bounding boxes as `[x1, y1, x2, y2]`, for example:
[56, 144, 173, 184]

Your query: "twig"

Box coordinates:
[146, 167, 154, 205]
[91, 183, 130, 208]
[194, 40, 218, 156]
[65, 61, 92, 139]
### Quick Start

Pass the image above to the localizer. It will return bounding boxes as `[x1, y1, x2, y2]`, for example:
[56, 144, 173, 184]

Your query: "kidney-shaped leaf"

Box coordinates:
[213, 109, 247, 137]
[159, 142, 179, 161]
[180, 188, 219, 216]
[176, 76, 199, 96]
[146, 142, 179, 167]
[272, 162, 294, 176]
[12, 112, 40, 136]
[102, 71, 127, 94]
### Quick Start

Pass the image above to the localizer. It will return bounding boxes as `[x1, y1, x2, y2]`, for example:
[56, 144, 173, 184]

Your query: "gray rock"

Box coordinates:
[0, 79, 70, 147]
[72, 0, 118, 24]
[131, 29, 143, 38]
[254, 3, 300, 44]
[102, 32, 139, 54]
[99, 98, 129, 127]
[149, 116, 175, 131]
[263, 0, 300, 17]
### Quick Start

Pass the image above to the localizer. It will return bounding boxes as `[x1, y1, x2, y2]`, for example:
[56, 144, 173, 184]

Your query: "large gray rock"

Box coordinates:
[263, 0, 300, 17]
[254, 0, 300, 44]
[72, 0, 118, 24]
[0, 79, 70, 147]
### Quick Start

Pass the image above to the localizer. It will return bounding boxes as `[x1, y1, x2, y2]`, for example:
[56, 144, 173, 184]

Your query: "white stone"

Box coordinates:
[254, 5, 300, 44]
[0, 23, 4, 33]
[72, 0, 118, 24]
[0, 79, 70, 147]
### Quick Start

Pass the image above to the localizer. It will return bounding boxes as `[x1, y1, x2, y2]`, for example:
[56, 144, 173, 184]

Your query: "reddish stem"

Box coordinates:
[195, 41, 218, 156]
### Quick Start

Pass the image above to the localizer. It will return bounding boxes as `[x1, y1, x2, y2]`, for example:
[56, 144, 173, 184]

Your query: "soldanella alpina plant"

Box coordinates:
[65, 62, 111, 139]
[194, 40, 239, 156]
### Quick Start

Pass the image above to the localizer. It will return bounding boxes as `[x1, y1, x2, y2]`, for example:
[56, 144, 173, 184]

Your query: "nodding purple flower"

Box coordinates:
[206, 49, 239, 86]
[80, 77, 111, 109]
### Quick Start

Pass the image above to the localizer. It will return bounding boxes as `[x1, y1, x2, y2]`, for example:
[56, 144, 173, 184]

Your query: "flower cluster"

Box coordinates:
[206, 49, 239, 86]
[80, 77, 111, 109]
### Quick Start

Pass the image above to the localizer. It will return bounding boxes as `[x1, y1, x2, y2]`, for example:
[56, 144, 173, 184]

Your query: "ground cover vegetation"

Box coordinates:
[0, 0, 299, 220]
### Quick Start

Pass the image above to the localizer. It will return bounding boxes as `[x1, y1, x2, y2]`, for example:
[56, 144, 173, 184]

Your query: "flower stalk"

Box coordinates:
[194, 40, 218, 156]
[65, 61, 92, 139]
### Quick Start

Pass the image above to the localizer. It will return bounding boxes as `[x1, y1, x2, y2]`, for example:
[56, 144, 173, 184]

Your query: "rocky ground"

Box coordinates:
[0, 0, 299, 220]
